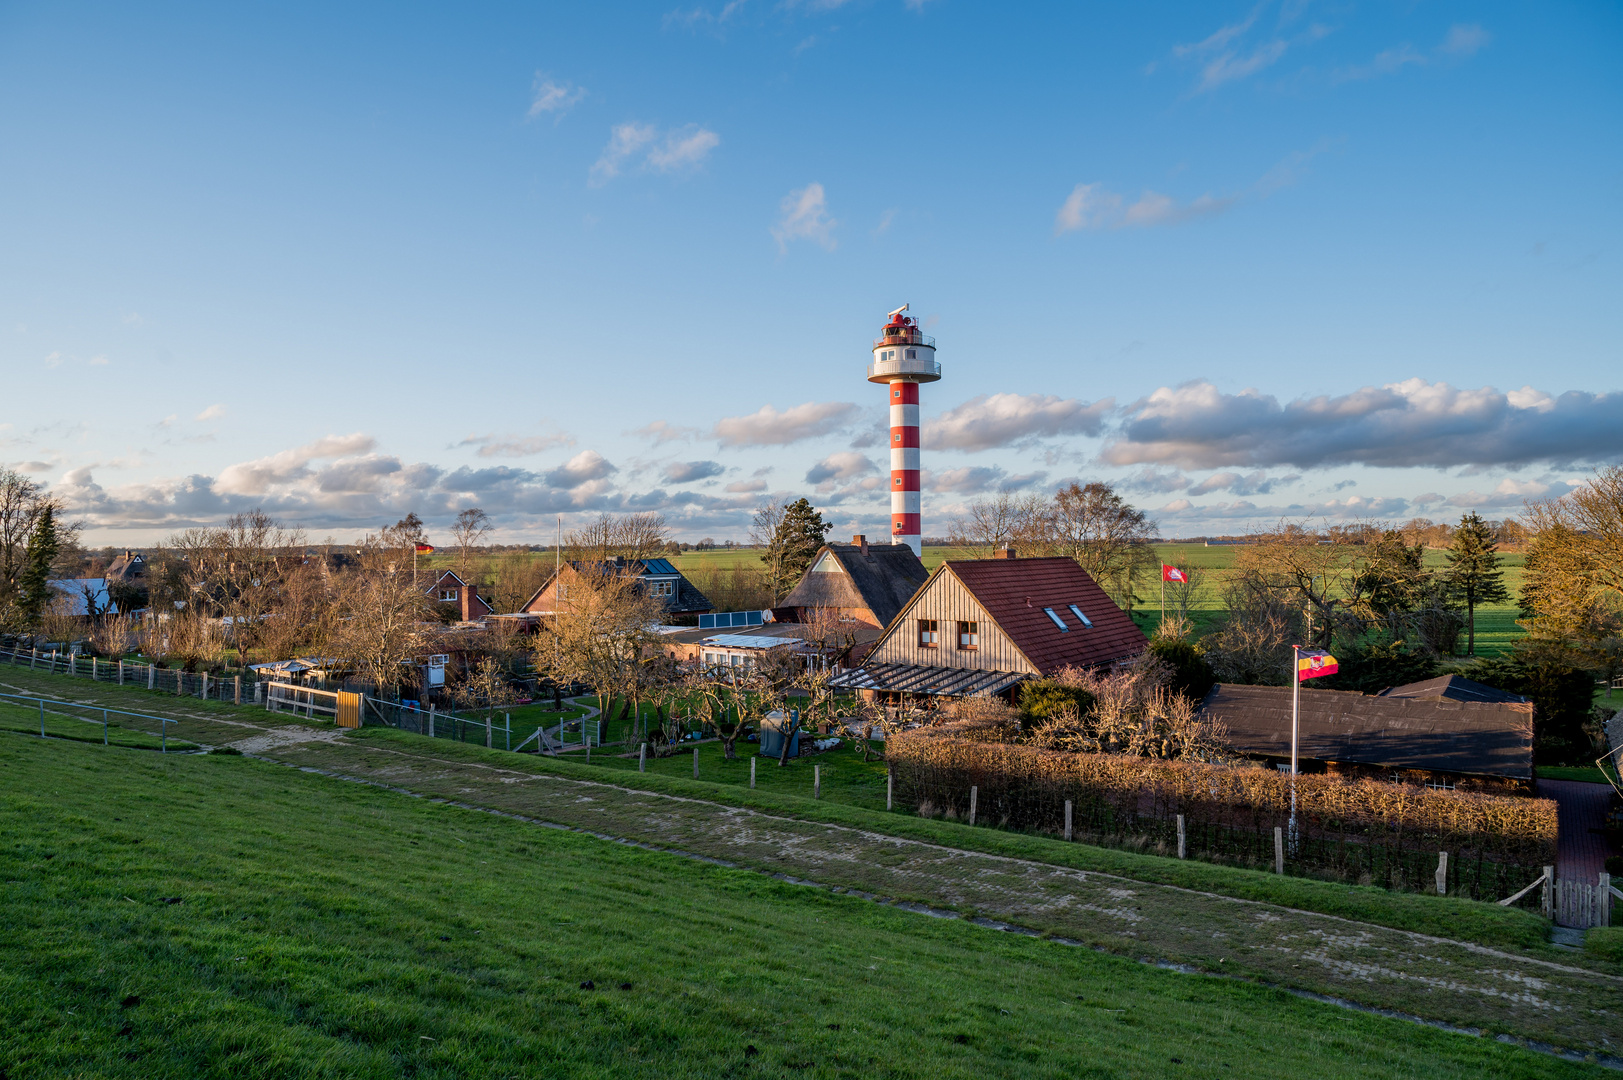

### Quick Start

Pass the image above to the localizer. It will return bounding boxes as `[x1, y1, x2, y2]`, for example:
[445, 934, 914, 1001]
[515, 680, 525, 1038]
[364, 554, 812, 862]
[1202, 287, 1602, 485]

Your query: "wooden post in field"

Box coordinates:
[201, 672, 208, 700]
[969, 786, 978, 826]
[118, 659, 125, 686]
[814, 764, 821, 799]
[429, 704, 436, 739]
[1274, 827, 1284, 874]
[640, 743, 647, 772]
[1601, 872, 1613, 927]
[1542, 866, 1554, 920]
[1176, 814, 1186, 860]
[750, 755, 756, 789]
[486, 716, 492, 749]
[1435, 852, 1449, 895]
[1064, 800, 1073, 842]
[254, 680, 264, 705]
[91, 656, 97, 680]
[234, 675, 241, 704]
[693, 746, 699, 779]
[886, 768, 892, 811]
[147, 664, 154, 690]
[505, 714, 511, 751]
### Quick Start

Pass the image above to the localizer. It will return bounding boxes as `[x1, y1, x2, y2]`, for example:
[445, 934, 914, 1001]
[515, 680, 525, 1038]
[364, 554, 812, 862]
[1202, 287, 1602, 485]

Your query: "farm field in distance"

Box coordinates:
[1, 733, 1601, 1080]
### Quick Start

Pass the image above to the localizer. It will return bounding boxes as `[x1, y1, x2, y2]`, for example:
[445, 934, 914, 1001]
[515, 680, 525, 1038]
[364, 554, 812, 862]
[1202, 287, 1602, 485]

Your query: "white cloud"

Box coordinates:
[1439, 23, 1490, 57]
[542, 450, 616, 489]
[772, 182, 836, 252]
[528, 75, 586, 121]
[713, 400, 859, 446]
[921, 466, 1046, 495]
[590, 123, 658, 186]
[1104, 379, 1623, 471]
[1056, 182, 1234, 234]
[456, 433, 575, 458]
[647, 125, 719, 172]
[663, 460, 726, 483]
[216, 433, 377, 496]
[634, 420, 700, 445]
[195, 404, 226, 421]
[805, 452, 876, 485]
[922, 393, 1112, 452]
[725, 478, 767, 494]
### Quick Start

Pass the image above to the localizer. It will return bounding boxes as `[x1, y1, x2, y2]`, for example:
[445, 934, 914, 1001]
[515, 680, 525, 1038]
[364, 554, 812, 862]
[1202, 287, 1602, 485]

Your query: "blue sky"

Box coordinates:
[2, 1, 1619, 546]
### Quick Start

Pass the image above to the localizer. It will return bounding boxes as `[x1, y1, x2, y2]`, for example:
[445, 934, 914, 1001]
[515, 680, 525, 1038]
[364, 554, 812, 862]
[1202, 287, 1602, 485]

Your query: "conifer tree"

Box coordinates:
[17, 502, 60, 631]
[1446, 511, 1509, 655]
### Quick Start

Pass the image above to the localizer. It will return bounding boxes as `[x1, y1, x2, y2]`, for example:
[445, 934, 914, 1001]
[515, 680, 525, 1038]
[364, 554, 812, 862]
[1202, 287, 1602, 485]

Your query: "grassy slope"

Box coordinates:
[0, 735, 1592, 1080]
[0, 664, 1556, 953]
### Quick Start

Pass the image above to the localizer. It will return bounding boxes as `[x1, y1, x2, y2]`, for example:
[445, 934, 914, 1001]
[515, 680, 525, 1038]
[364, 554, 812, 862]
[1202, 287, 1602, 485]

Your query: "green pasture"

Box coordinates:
[1, 733, 1590, 1079]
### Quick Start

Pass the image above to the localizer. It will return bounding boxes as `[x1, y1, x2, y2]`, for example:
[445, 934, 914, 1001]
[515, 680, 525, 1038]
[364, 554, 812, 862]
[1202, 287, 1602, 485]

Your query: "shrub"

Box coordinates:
[1322, 636, 1441, 694]
[1017, 680, 1095, 726]
[1464, 650, 1596, 765]
[1147, 636, 1215, 701]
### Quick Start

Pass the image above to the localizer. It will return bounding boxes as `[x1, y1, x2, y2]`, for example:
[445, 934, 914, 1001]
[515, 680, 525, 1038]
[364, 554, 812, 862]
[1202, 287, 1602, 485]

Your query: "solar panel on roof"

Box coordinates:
[641, 558, 677, 575]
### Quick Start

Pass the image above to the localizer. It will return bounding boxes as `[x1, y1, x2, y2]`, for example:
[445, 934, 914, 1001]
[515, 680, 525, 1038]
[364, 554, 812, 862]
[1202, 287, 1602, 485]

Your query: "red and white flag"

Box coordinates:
[1161, 564, 1187, 583]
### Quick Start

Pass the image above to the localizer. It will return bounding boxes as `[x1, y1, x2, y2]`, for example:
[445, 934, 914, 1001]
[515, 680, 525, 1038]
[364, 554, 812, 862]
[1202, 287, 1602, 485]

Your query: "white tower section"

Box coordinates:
[866, 304, 940, 555]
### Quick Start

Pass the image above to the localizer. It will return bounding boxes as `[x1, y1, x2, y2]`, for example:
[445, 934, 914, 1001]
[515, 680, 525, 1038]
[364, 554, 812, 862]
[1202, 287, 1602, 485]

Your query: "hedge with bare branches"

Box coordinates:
[889, 720, 1556, 900]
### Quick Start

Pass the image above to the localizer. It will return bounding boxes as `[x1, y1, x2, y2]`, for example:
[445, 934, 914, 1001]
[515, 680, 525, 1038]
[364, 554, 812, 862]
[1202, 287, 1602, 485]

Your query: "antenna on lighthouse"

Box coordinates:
[887, 304, 909, 318]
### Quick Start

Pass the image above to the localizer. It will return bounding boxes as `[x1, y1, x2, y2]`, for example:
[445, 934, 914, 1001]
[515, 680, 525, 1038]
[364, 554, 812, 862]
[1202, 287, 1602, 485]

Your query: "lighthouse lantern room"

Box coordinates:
[867, 304, 941, 555]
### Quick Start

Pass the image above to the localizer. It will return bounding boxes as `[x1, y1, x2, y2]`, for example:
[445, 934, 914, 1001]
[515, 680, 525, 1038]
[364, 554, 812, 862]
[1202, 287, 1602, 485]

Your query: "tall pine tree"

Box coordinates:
[17, 502, 60, 631]
[1446, 511, 1509, 656]
[765, 498, 830, 601]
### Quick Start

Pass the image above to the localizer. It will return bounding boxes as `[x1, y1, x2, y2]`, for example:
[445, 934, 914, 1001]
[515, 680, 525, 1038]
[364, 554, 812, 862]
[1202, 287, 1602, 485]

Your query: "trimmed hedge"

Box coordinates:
[889, 721, 1557, 901]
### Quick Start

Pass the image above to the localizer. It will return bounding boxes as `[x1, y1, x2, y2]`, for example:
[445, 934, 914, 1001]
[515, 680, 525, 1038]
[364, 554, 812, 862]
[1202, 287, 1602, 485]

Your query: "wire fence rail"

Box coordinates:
[0, 691, 189, 752]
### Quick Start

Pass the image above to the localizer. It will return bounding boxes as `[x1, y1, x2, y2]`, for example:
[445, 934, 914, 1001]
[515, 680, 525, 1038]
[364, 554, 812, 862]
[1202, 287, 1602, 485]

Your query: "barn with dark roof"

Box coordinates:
[828, 550, 1147, 698]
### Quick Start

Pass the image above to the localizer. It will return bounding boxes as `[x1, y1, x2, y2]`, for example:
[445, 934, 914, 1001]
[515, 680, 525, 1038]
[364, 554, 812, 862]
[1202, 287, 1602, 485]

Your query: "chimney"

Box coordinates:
[853, 534, 868, 556]
[460, 585, 476, 622]
[998, 547, 1017, 560]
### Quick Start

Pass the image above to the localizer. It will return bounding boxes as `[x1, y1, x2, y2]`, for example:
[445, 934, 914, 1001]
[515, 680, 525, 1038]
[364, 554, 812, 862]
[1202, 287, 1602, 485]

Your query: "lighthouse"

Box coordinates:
[867, 304, 940, 555]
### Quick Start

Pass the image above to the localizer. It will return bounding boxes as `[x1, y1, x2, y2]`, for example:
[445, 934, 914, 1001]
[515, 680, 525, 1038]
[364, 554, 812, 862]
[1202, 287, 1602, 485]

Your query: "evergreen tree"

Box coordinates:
[764, 498, 830, 600]
[1353, 529, 1430, 624]
[17, 502, 59, 631]
[1446, 511, 1509, 656]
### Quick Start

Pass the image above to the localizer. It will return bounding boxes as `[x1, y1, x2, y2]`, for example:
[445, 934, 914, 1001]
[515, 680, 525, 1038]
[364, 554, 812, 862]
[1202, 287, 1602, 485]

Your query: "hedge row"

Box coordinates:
[888, 722, 1557, 900]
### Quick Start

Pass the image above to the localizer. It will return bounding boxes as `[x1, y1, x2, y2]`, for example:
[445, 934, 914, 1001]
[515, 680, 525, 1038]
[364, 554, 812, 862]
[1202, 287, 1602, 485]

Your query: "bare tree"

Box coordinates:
[452, 508, 492, 582]
[330, 536, 433, 695]
[534, 562, 665, 734]
[1232, 520, 1364, 651]
[948, 491, 1049, 559]
[1047, 482, 1159, 612]
[565, 512, 670, 565]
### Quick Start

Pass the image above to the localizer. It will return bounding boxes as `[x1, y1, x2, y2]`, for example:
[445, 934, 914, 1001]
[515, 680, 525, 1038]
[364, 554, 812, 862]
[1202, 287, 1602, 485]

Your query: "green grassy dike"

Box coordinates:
[358, 728, 1555, 954]
[0, 736, 1592, 1080]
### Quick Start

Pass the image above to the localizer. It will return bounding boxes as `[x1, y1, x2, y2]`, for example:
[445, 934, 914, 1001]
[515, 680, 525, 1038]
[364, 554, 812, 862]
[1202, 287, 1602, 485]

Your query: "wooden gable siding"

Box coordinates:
[868, 568, 1036, 674]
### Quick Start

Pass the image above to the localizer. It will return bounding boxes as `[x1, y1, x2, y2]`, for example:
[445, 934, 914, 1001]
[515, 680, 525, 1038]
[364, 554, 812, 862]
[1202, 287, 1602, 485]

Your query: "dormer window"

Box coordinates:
[1043, 607, 1069, 631]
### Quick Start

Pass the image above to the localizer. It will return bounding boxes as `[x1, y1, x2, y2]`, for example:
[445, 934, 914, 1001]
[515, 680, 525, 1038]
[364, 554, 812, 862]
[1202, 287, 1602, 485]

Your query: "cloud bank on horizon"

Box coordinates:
[19, 374, 1618, 542]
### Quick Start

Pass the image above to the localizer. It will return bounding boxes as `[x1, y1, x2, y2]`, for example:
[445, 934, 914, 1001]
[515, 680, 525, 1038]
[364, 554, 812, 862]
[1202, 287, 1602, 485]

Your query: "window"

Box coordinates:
[1425, 778, 1456, 791]
[1277, 763, 1291, 774]
[957, 621, 978, 650]
[1042, 607, 1069, 631]
[1067, 604, 1093, 628]
[439, 588, 458, 602]
[893, 388, 901, 399]
[906, 349, 917, 359]
[918, 619, 939, 648]
[893, 433, 902, 442]
[894, 477, 902, 486]
[649, 580, 674, 597]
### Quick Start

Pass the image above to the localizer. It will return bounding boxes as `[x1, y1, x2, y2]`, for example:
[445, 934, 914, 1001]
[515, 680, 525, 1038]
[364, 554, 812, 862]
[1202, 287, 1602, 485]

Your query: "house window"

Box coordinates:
[439, 589, 458, 601]
[1277, 764, 1291, 773]
[1425, 778, 1456, 791]
[957, 621, 978, 650]
[1043, 607, 1069, 631]
[918, 619, 939, 648]
[906, 349, 917, 359]
[1067, 604, 1093, 628]
[649, 580, 674, 597]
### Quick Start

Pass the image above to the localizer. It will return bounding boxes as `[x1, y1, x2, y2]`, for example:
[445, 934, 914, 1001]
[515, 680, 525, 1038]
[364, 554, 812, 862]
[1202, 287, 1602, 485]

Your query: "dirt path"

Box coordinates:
[250, 732, 1623, 1059]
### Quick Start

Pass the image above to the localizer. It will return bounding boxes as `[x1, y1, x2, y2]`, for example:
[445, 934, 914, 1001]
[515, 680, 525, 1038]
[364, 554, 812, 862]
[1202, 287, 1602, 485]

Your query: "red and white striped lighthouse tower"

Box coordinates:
[867, 304, 940, 555]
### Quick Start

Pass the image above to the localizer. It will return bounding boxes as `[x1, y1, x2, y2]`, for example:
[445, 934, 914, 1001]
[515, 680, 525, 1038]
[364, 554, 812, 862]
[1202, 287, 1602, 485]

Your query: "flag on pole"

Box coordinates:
[1296, 649, 1338, 681]
[1161, 565, 1187, 583]
[415, 543, 435, 554]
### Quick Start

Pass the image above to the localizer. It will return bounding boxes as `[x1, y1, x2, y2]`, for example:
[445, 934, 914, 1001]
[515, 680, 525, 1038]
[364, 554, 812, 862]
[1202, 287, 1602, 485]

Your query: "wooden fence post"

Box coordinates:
[640, 743, 647, 772]
[234, 675, 242, 705]
[1176, 814, 1186, 860]
[1602, 872, 1614, 928]
[91, 656, 97, 680]
[1436, 852, 1449, 896]
[1542, 866, 1554, 920]
[147, 664, 154, 690]
[694, 747, 700, 780]
[118, 659, 125, 686]
[750, 755, 756, 789]
[969, 786, 978, 826]
[886, 768, 892, 811]
[1274, 827, 1284, 874]
[1064, 800, 1073, 842]
[201, 672, 208, 700]
[813, 764, 821, 799]
[486, 716, 492, 749]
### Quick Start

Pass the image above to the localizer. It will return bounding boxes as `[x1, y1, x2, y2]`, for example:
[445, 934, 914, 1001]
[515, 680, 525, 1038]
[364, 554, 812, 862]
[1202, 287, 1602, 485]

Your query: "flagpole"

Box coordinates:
[1290, 643, 1300, 855]
[1160, 570, 1165, 627]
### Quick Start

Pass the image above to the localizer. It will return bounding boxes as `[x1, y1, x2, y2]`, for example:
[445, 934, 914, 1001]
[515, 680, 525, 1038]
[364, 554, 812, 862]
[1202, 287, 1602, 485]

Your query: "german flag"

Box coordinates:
[1297, 649, 1338, 681]
[415, 543, 435, 554]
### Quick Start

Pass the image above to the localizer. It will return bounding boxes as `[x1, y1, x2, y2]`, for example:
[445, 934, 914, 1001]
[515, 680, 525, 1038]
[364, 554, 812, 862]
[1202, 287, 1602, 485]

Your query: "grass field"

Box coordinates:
[1, 733, 1599, 1079]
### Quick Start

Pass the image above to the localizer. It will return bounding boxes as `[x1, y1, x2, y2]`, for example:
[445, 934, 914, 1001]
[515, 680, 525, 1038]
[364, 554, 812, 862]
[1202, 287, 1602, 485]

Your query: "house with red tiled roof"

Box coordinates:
[425, 570, 492, 622]
[828, 549, 1147, 699]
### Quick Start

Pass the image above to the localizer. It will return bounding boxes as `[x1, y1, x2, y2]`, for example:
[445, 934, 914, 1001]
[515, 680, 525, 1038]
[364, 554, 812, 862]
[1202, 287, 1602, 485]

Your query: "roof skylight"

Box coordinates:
[1042, 607, 1069, 631]
[1067, 604, 1093, 628]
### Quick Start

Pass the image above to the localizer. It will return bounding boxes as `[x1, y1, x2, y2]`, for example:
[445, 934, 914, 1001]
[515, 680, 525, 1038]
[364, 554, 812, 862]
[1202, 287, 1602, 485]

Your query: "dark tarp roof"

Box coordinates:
[942, 557, 1147, 674]
[1198, 683, 1534, 779]
[1377, 674, 1529, 705]
[827, 662, 1028, 697]
[777, 542, 929, 626]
